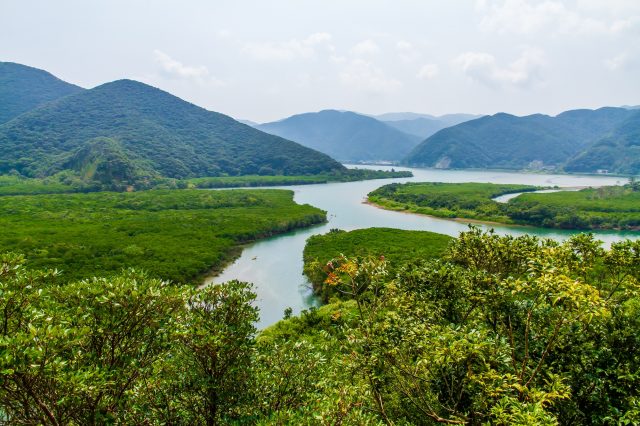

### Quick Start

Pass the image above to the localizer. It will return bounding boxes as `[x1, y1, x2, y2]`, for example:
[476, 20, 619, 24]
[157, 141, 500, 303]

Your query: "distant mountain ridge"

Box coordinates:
[370, 112, 481, 139]
[257, 110, 421, 162]
[0, 78, 344, 179]
[404, 107, 638, 173]
[0, 62, 84, 124]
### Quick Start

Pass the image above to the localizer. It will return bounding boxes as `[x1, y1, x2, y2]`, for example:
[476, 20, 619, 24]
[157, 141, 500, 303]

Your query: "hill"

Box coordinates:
[0, 62, 84, 124]
[404, 107, 635, 170]
[257, 110, 421, 162]
[565, 110, 640, 174]
[0, 79, 345, 179]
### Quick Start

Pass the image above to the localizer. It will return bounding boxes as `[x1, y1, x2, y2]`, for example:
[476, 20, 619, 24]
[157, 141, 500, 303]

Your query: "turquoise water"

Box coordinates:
[204, 166, 635, 328]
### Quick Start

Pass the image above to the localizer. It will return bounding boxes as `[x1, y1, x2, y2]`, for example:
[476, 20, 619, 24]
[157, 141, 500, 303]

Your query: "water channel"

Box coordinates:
[204, 166, 635, 328]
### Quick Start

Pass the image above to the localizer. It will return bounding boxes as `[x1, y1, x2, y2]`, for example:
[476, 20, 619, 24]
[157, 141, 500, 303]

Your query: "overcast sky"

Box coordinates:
[2, 0, 639, 122]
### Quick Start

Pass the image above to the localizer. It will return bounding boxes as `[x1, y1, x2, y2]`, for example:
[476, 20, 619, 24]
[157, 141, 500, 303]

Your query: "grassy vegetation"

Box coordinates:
[303, 227, 452, 301]
[0, 189, 325, 283]
[369, 181, 640, 230]
[189, 168, 412, 188]
[368, 182, 539, 222]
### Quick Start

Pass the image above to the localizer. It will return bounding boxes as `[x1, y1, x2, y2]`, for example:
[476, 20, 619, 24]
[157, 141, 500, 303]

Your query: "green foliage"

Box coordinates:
[303, 227, 452, 301]
[0, 79, 344, 180]
[0, 62, 83, 125]
[307, 229, 640, 424]
[370, 181, 640, 230]
[0, 189, 325, 283]
[404, 107, 636, 171]
[1, 229, 639, 424]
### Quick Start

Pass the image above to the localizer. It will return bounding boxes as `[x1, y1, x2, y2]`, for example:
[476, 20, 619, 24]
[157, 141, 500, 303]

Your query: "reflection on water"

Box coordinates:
[205, 165, 634, 328]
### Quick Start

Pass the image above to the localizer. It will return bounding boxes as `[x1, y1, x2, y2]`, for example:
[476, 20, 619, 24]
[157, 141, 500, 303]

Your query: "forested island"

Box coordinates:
[369, 181, 640, 230]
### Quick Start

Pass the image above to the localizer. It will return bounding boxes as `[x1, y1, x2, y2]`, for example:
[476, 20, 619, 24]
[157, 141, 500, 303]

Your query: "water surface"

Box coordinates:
[205, 166, 634, 328]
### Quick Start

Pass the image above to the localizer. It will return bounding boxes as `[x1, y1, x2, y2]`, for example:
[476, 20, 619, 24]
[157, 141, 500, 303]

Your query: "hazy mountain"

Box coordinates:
[0, 79, 344, 179]
[383, 117, 445, 139]
[404, 107, 635, 170]
[565, 110, 640, 174]
[375, 113, 482, 139]
[0, 62, 84, 124]
[257, 110, 421, 162]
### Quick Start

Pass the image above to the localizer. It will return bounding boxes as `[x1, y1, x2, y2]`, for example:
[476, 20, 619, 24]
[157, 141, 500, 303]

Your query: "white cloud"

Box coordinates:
[396, 40, 421, 63]
[417, 64, 439, 80]
[242, 33, 334, 61]
[153, 50, 224, 86]
[453, 48, 545, 88]
[340, 59, 401, 94]
[476, 0, 640, 36]
[351, 40, 380, 56]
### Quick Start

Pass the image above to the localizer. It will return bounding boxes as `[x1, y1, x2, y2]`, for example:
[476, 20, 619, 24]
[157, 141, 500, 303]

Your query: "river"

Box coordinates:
[204, 166, 635, 328]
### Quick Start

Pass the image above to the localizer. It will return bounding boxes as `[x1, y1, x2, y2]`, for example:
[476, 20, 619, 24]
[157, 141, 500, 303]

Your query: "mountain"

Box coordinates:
[257, 110, 421, 162]
[404, 107, 636, 170]
[382, 117, 446, 139]
[0, 62, 84, 124]
[565, 110, 640, 174]
[0, 79, 344, 179]
[376, 113, 482, 139]
[375, 112, 480, 124]
[237, 119, 258, 127]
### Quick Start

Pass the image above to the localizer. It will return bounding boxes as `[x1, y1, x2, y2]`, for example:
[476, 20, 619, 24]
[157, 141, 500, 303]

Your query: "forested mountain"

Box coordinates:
[404, 107, 636, 170]
[0, 62, 84, 124]
[565, 110, 640, 174]
[257, 110, 421, 162]
[0, 79, 345, 179]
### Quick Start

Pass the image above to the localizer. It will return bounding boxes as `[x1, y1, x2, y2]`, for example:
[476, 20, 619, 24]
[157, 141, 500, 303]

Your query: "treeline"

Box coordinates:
[189, 169, 413, 189]
[2, 229, 639, 424]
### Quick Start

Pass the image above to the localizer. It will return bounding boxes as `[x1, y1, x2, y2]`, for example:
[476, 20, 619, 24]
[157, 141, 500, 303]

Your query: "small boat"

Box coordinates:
[251, 256, 257, 260]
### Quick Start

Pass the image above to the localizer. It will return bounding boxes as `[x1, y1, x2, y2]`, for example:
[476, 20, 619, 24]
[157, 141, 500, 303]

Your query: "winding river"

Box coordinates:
[204, 166, 636, 328]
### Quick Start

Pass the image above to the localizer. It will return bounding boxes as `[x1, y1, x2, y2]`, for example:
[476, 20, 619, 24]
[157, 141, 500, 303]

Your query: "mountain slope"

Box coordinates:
[0, 62, 84, 124]
[0, 79, 344, 178]
[565, 110, 640, 174]
[404, 108, 635, 170]
[257, 110, 421, 162]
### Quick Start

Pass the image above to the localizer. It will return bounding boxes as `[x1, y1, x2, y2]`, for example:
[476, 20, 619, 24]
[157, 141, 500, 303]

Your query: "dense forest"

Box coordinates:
[2, 229, 639, 424]
[0, 189, 325, 283]
[369, 181, 640, 230]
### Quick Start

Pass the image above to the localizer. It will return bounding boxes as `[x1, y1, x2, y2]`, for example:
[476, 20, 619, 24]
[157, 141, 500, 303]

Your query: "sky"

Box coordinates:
[1, 0, 639, 122]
